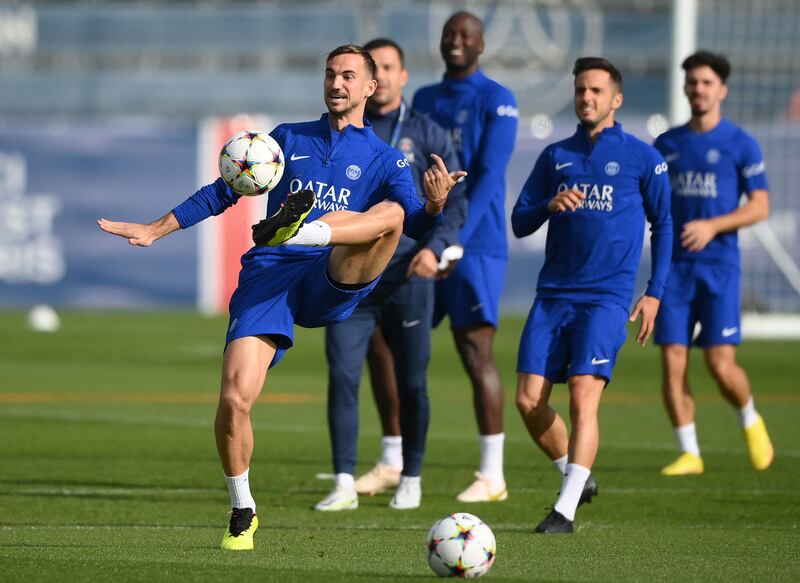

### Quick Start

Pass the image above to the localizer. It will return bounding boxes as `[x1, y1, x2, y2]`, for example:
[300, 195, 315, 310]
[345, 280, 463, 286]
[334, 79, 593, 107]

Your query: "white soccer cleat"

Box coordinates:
[314, 485, 358, 512]
[455, 472, 508, 503]
[389, 476, 421, 510]
[354, 462, 402, 495]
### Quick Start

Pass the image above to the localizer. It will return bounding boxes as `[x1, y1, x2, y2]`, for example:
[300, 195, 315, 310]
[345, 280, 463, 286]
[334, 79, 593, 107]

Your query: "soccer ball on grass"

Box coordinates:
[218, 130, 285, 196]
[425, 512, 496, 578]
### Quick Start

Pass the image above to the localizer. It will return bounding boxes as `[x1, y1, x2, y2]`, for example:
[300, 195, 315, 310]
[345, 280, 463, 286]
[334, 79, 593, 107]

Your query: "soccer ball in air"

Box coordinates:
[425, 513, 496, 578]
[218, 130, 285, 196]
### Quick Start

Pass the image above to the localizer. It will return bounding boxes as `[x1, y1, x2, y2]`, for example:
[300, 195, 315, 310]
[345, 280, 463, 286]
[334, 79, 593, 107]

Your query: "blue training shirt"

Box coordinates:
[512, 122, 673, 308]
[412, 69, 517, 258]
[367, 102, 467, 282]
[653, 118, 768, 266]
[171, 114, 438, 256]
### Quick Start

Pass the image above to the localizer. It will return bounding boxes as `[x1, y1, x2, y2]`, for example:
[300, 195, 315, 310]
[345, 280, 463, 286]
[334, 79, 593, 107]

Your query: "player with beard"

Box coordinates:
[654, 50, 773, 476]
[317, 38, 467, 512]
[98, 44, 459, 550]
[512, 57, 672, 533]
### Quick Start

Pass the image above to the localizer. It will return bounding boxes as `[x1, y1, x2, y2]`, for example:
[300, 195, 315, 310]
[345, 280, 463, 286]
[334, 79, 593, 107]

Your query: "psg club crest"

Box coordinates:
[605, 161, 620, 176]
[346, 164, 362, 180]
[706, 149, 720, 164]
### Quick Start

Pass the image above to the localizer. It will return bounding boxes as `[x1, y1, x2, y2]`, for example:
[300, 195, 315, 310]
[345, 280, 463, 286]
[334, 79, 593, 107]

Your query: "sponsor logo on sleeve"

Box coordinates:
[496, 104, 519, 117]
[742, 161, 765, 178]
[655, 162, 668, 175]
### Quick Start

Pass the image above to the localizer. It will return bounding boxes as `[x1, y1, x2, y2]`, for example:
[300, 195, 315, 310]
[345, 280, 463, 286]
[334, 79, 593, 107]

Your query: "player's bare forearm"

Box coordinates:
[97, 211, 181, 247]
[629, 295, 660, 346]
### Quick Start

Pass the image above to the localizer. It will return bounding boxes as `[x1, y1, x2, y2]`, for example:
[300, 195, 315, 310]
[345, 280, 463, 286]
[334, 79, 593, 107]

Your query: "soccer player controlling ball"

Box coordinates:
[511, 57, 673, 533]
[97, 44, 459, 550]
[654, 51, 773, 476]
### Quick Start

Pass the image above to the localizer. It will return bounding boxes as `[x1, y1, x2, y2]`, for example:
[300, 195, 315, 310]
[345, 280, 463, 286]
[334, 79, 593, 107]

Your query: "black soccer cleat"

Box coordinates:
[578, 475, 598, 507]
[252, 189, 315, 246]
[534, 509, 574, 534]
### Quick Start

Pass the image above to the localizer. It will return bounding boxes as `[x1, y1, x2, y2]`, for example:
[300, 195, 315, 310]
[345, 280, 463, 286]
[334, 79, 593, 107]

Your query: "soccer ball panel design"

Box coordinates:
[218, 130, 285, 196]
[425, 512, 496, 578]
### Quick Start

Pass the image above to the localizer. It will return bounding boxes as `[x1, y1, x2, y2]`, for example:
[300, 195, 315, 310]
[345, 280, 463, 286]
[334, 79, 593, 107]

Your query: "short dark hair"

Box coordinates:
[363, 38, 405, 68]
[682, 50, 731, 83]
[573, 57, 623, 90]
[326, 44, 376, 79]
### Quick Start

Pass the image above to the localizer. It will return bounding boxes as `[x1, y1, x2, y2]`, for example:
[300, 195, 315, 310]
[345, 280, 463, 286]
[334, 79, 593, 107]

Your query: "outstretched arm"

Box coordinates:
[97, 212, 180, 247]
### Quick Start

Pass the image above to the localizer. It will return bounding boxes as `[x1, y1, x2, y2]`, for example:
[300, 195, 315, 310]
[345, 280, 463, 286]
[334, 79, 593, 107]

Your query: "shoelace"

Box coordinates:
[228, 508, 254, 536]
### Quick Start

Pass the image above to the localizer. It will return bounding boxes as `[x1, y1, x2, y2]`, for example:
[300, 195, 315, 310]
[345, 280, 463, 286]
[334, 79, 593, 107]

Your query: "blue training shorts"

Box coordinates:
[517, 298, 629, 384]
[226, 247, 380, 367]
[434, 253, 506, 329]
[654, 260, 741, 347]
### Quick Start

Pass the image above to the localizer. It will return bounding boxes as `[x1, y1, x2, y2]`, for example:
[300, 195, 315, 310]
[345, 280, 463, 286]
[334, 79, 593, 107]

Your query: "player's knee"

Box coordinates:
[217, 388, 253, 417]
[515, 389, 546, 416]
[704, 352, 735, 382]
[373, 200, 404, 233]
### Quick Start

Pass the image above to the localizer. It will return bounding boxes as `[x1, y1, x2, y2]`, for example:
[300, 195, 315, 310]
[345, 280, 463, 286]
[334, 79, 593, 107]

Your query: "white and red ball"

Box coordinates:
[425, 512, 496, 578]
[218, 130, 285, 196]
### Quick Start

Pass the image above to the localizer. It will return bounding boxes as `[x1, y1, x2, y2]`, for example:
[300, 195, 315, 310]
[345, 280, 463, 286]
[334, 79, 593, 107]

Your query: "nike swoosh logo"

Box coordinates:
[665, 153, 680, 162]
[721, 327, 738, 337]
[470, 303, 483, 313]
[401, 319, 420, 328]
[591, 357, 610, 365]
[290, 154, 310, 161]
[555, 162, 573, 170]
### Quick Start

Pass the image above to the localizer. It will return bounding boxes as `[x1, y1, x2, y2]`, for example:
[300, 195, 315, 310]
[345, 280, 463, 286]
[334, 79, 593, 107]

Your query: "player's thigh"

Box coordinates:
[438, 254, 506, 329]
[220, 335, 278, 408]
[517, 298, 570, 384]
[567, 302, 629, 384]
[654, 261, 697, 346]
[695, 262, 741, 347]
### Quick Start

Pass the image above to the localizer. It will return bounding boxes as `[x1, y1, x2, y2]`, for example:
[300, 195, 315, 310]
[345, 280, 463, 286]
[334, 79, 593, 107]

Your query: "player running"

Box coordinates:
[318, 38, 467, 512]
[512, 57, 673, 533]
[97, 45, 458, 551]
[654, 50, 773, 476]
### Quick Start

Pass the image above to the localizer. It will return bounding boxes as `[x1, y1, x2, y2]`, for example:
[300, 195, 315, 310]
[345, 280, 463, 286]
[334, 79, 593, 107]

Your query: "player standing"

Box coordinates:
[654, 50, 773, 476]
[317, 38, 467, 512]
[398, 10, 518, 502]
[97, 45, 458, 550]
[512, 57, 673, 533]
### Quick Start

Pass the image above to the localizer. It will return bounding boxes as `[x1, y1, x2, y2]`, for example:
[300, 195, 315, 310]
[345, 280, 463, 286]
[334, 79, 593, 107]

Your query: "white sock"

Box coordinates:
[380, 435, 403, 470]
[224, 468, 256, 511]
[283, 220, 331, 246]
[675, 423, 701, 456]
[479, 433, 505, 483]
[335, 473, 355, 490]
[553, 463, 591, 521]
[739, 397, 759, 429]
[553, 455, 568, 476]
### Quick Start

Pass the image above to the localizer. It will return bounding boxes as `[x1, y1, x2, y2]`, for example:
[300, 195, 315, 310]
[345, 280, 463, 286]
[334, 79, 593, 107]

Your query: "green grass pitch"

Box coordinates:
[0, 311, 798, 581]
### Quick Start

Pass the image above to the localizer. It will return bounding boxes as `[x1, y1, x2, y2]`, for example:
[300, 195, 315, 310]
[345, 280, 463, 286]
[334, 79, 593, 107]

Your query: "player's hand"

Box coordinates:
[97, 212, 180, 247]
[97, 218, 159, 247]
[423, 153, 467, 214]
[547, 188, 586, 213]
[629, 295, 661, 346]
[681, 219, 716, 252]
[407, 248, 439, 279]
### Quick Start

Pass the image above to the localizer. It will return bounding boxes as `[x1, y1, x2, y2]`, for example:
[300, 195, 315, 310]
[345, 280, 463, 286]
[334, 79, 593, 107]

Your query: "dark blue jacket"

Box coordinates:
[367, 102, 467, 282]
